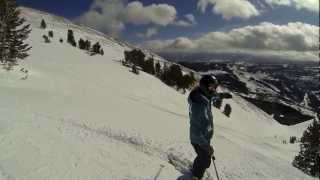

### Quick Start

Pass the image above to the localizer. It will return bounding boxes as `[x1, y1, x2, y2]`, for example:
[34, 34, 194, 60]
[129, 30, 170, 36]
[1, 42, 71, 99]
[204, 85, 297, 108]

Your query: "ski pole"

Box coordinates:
[212, 157, 220, 180]
[154, 164, 165, 180]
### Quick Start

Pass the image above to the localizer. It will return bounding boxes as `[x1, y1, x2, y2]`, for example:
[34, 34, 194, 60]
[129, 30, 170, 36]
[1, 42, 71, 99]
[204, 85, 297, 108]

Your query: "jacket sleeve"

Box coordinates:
[189, 102, 210, 145]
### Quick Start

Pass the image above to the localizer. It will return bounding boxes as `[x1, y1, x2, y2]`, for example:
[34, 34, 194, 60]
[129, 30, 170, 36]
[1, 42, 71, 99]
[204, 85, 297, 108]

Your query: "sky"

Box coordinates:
[17, 0, 319, 61]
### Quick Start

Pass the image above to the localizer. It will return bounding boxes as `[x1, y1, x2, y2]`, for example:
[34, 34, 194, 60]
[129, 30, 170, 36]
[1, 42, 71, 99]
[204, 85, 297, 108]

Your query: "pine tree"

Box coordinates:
[160, 63, 172, 85]
[293, 119, 320, 177]
[131, 49, 145, 67]
[67, 29, 76, 47]
[84, 40, 91, 51]
[132, 64, 139, 75]
[42, 35, 50, 43]
[0, 0, 31, 67]
[78, 38, 85, 50]
[48, 30, 53, 38]
[124, 49, 145, 67]
[169, 64, 183, 88]
[100, 48, 104, 55]
[182, 74, 194, 90]
[155, 61, 161, 77]
[223, 104, 232, 117]
[190, 72, 196, 83]
[143, 57, 155, 75]
[91, 42, 102, 55]
[40, 19, 46, 29]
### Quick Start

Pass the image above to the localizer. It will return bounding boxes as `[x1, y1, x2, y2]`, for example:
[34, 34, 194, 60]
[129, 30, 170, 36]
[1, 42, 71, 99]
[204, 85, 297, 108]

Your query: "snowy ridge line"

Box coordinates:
[20, 7, 193, 74]
[19, 7, 128, 51]
[19, 7, 164, 63]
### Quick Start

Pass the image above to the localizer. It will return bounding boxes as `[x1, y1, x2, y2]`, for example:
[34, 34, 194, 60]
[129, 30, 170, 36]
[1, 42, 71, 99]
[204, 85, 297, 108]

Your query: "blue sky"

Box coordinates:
[17, 0, 319, 61]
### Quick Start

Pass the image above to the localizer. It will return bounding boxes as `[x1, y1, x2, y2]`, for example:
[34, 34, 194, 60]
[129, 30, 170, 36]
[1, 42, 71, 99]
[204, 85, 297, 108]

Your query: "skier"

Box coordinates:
[188, 75, 232, 180]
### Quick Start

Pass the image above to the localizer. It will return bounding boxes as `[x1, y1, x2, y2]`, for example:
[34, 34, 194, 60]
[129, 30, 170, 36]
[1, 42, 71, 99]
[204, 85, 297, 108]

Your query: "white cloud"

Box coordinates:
[142, 39, 175, 51]
[173, 20, 194, 27]
[172, 14, 197, 27]
[185, 14, 196, 24]
[265, 0, 291, 6]
[76, 0, 125, 37]
[197, 22, 318, 51]
[168, 37, 198, 49]
[124, 1, 177, 26]
[292, 0, 319, 12]
[138, 27, 159, 38]
[265, 0, 319, 12]
[142, 22, 319, 61]
[197, 0, 260, 20]
[77, 0, 178, 37]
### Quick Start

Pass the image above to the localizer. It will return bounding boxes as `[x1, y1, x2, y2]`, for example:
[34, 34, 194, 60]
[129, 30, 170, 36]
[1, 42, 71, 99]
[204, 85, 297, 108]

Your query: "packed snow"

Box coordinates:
[0, 7, 317, 180]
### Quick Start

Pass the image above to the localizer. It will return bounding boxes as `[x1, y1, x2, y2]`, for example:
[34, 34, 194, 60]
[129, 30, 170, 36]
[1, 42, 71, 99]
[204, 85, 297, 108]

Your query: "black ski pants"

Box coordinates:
[191, 143, 213, 179]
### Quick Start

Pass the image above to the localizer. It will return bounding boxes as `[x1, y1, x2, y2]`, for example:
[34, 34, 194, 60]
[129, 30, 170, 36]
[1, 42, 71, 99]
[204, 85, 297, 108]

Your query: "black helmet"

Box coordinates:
[200, 75, 218, 89]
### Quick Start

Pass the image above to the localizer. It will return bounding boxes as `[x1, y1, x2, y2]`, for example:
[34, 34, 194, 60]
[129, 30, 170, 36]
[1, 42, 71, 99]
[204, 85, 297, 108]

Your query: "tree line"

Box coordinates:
[123, 49, 196, 92]
[41, 19, 104, 56]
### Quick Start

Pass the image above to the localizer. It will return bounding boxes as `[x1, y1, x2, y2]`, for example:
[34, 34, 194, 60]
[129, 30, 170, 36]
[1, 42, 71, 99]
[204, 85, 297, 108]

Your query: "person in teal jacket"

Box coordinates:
[188, 75, 232, 180]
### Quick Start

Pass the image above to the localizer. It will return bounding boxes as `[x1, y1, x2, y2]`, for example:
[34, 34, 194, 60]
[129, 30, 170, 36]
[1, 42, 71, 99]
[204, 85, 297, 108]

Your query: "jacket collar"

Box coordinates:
[189, 87, 211, 105]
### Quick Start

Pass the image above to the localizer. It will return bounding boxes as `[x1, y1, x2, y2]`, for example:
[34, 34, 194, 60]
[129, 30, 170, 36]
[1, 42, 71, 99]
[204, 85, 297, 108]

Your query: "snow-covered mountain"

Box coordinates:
[178, 61, 318, 126]
[0, 7, 317, 180]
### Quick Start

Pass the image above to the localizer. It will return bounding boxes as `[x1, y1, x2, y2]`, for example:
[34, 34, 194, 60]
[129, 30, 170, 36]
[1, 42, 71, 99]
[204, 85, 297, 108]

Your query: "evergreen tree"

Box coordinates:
[84, 40, 91, 51]
[161, 64, 174, 86]
[78, 38, 86, 50]
[143, 57, 155, 75]
[48, 30, 53, 38]
[124, 49, 145, 67]
[132, 64, 139, 75]
[293, 119, 320, 177]
[290, 136, 297, 144]
[190, 72, 196, 83]
[42, 35, 50, 43]
[0, 0, 31, 67]
[155, 61, 161, 77]
[131, 49, 145, 67]
[91, 42, 102, 55]
[40, 19, 46, 29]
[100, 49, 104, 55]
[67, 29, 76, 47]
[223, 104, 232, 117]
[124, 50, 131, 64]
[169, 64, 183, 88]
[160, 63, 168, 84]
[182, 73, 194, 90]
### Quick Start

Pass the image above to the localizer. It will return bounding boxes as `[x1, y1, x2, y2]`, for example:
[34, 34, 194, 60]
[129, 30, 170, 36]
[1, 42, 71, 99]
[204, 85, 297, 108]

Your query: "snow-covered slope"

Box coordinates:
[0, 7, 316, 180]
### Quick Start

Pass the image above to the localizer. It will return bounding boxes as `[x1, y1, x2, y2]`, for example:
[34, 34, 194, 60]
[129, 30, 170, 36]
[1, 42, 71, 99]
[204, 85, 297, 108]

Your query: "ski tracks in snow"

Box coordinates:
[34, 113, 198, 179]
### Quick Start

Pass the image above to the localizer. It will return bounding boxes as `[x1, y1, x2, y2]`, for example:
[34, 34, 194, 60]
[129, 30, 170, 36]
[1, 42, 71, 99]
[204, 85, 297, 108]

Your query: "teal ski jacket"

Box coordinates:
[188, 87, 216, 145]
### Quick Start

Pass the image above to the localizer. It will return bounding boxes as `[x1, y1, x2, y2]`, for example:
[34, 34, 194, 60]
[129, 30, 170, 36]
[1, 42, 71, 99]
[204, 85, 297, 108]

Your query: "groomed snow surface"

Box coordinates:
[0, 7, 316, 180]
